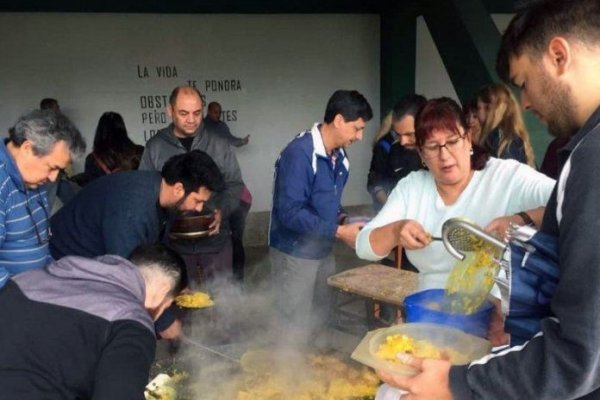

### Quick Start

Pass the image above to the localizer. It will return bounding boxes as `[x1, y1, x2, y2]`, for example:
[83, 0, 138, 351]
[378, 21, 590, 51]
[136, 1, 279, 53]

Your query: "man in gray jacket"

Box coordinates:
[139, 85, 243, 287]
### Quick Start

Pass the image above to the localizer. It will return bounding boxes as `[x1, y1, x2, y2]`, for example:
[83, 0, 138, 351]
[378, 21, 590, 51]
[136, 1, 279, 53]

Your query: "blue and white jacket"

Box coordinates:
[269, 123, 349, 260]
[0, 141, 52, 287]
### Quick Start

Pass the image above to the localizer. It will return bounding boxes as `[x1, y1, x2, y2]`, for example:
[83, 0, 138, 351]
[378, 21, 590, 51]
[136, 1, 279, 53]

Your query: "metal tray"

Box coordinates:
[169, 230, 210, 240]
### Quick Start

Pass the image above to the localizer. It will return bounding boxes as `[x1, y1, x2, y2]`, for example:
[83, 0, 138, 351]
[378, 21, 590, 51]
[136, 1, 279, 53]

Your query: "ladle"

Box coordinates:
[180, 334, 241, 364]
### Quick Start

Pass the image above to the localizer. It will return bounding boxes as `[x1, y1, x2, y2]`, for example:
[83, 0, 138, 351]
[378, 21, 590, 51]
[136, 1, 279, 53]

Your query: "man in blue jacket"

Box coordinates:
[269, 89, 372, 343]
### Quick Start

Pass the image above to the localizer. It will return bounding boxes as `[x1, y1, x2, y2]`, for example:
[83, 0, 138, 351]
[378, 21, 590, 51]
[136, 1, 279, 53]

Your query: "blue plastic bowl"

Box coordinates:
[404, 289, 493, 338]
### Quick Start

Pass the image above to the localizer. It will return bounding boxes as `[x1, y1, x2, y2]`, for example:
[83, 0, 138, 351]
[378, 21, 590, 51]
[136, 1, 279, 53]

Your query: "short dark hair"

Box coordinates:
[169, 85, 203, 107]
[415, 97, 489, 171]
[40, 98, 59, 111]
[497, 0, 600, 82]
[391, 94, 427, 123]
[323, 90, 373, 124]
[161, 150, 224, 195]
[207, 101, 221, 111]
[129, 243, 188, 296]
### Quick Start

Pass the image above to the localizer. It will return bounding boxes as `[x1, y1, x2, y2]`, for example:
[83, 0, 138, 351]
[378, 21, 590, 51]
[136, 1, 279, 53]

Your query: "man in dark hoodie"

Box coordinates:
[139, 86, 243, 286]
[0, 243, 187, 400]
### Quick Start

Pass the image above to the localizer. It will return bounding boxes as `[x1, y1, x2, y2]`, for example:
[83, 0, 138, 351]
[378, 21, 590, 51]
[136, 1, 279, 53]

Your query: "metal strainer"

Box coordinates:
[441, 218, 506, 260]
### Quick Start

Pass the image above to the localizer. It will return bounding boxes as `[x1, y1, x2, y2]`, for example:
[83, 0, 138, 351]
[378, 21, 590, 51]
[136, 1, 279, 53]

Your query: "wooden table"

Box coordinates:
[327, 264, 418, 332]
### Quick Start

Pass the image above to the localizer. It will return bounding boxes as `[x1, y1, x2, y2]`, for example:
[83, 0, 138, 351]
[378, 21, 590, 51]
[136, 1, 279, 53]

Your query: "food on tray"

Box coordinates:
[150, 351, 379, 400]
[174, 291, 214, 309]
[375, 334, 469, 364]
[235, 353, 379, 400]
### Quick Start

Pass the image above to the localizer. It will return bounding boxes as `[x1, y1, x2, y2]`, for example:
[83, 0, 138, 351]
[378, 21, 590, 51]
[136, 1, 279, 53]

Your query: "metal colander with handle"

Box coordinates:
[441, 217, 506, 259]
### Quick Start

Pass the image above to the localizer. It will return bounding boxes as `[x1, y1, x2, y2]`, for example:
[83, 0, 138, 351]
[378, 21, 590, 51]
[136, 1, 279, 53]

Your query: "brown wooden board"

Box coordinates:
[327, 264, 418, 306]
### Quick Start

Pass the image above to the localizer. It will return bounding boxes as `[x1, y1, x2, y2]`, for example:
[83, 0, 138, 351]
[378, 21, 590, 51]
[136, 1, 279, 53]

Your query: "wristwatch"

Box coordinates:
[516, 211, 535, 227]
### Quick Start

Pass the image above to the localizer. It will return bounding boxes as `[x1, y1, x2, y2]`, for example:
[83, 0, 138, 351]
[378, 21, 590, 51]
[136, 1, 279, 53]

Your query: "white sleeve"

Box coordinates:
[355, 175, 412, 260]
[375, 384, 407, 400]
[507, 161, 555, 211]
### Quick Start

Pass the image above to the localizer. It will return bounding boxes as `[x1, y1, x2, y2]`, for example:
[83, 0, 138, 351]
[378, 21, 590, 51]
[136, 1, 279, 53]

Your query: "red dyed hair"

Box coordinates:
[415, 97, 489, 170]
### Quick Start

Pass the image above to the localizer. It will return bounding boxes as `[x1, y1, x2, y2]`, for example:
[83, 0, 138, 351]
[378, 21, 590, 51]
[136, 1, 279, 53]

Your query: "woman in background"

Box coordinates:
[73, 111, 144, 186]
[476, 83, 535, 167]
[367, 110, 393, 210]
[463, 98, 482, 144]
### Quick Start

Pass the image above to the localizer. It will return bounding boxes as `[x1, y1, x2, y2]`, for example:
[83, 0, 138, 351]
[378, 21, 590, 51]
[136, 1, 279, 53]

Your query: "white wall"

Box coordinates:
[0, 13, 380, 212]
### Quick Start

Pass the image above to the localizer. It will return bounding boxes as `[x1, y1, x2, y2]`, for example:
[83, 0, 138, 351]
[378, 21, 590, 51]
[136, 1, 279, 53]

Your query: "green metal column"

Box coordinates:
[380, 1, 421, 118]
[420, 0, 549, 162]
[421, 0, 497, 103]
[450, 0, 502, 83]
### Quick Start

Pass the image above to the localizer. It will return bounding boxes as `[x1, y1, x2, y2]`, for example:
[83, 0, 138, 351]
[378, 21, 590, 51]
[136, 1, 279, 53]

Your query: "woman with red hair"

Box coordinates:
[356, 97, 553, 295]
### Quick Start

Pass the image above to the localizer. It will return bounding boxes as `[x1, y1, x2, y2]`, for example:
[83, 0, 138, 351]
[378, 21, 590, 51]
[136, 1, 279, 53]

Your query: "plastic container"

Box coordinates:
[404, 289, 493, 338]
[351, 322, 491, 376]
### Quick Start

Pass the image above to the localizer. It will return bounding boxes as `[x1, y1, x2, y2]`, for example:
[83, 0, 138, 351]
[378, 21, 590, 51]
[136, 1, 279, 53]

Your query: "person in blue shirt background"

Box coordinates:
[0, 109, 85, 287]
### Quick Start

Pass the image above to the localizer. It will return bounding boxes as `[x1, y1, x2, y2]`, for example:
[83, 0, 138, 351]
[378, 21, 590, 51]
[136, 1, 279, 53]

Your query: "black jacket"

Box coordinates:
[0, 255, 156, 400]
[367, 132, 421, 206]
[450, 107, 600, 399]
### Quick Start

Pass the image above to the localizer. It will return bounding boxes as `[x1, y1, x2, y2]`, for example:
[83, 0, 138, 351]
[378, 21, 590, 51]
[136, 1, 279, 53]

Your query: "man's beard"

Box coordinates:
[167, 195, 188, 216]
[539, 71, 580, 139]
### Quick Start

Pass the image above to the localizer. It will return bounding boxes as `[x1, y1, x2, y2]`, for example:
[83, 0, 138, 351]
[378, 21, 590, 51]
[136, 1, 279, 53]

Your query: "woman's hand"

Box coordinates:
[484, 214, 523, 240]
[367, 219, 431, 258]
[394, 220, 432, 250]
[486, 208, 546, 240]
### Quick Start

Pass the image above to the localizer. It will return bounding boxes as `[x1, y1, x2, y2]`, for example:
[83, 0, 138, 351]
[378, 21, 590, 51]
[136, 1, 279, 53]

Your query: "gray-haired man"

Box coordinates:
[0, 109, 85, 287]
[0, 243, 187, 399]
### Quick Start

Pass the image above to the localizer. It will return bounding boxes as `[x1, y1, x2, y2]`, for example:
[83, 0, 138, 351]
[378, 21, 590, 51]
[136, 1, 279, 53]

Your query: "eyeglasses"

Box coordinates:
[420, 135, 466, 159]
[25, 191, 51, 245]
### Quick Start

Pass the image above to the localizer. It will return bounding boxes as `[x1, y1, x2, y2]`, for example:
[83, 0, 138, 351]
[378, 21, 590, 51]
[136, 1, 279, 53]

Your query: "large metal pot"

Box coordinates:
[149, 342, 379, 400]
